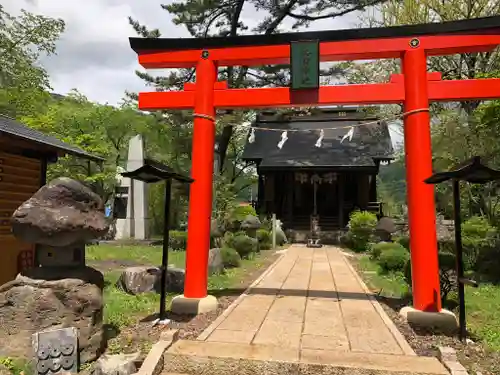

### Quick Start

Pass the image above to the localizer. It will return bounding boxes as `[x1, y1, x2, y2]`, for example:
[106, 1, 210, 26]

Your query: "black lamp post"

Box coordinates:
[121, 158, 193, 325]
[425, 156, 500, 342]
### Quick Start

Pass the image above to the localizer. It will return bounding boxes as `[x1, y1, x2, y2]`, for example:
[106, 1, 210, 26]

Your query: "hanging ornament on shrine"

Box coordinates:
[277, 130, 288, 149]
[248, 128, 256, 143]
[341, 126, 354, 143]
[315, 129, 324, 148]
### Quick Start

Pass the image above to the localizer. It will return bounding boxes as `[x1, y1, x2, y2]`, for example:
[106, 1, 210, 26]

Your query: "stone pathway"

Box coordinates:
[164, 245, 449, 374]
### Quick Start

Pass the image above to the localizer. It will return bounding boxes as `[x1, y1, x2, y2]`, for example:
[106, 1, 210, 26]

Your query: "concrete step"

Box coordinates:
[162, 340, 449, 375]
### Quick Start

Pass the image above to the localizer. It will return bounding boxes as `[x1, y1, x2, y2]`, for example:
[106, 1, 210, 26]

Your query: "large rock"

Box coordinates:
[116, 266, 185, 295]
[0, 266, 105, 364]
[11, 177, 109, 247]
[208, 248, 223, 275]
[92, 352, 140, 375]
[115, 266, 159, 295]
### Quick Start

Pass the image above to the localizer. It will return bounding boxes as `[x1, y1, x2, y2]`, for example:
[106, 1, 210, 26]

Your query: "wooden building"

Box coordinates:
[0, 115, 102, 285]
[241, 108, 393, 241]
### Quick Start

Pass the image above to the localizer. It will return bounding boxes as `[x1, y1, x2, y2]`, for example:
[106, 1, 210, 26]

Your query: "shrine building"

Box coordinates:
[241, 107, 393, 242]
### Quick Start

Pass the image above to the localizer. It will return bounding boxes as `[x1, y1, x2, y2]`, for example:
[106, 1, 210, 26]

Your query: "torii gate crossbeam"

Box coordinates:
[129, 16, 500, 319]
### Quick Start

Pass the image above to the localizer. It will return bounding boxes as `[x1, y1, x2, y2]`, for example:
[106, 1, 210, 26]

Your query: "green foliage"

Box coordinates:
[0, 5, 65, 118]
[228, 234, 258, 258]
[220, 247, 241, 268]
[232, 205, 257, 221]
[462, 216, 498, 270]
[21, 92, 155, 200]
[377, 245, 409, 274]
[396, 235, 410, 250]
[346, 211, 378, 252]
[0, 356, 32, 375]
[169, 231, 188, 251]
[257, 229, 272, 250]
[370, 242, 405, 260]
[377, 153, 407, 218]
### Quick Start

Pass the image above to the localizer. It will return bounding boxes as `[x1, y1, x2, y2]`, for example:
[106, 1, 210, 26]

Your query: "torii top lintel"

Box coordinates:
[130, 16, 500, 69]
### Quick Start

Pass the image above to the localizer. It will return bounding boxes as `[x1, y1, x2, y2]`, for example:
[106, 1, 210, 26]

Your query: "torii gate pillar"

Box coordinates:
[170, 57, 219, 315]
[402, 48, 441, 312]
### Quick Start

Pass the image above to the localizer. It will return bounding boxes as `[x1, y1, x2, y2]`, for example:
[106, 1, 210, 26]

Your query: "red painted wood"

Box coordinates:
[137, 33, 500, 69]
[183, 58, 217, 299]
[137, 78, 500, 110]
[403, 48, 441, 312]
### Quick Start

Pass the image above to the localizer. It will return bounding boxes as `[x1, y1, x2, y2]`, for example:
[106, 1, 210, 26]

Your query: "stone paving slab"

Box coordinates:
[178, 245, 447, 374]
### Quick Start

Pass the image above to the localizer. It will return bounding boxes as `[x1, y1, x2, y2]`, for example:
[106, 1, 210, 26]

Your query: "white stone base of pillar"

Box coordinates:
[399, 306, 458, 333]
[170, 294, 218, 315]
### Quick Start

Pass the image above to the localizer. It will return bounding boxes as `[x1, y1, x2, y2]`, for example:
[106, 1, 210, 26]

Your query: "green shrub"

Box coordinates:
[220, 247, 241, 268]
[232, 205, 257, 221]
[370, 242, 405, 260]
[396, 235, 410, 250]
[257, 228, 271, 243]
[230, 234, 258, 258]
[257, 229, 272, 250]
[462, 216, 497, 271]
[169, 230, 187, 250]
[346, 210, 378, 252]
[225, 205, 258, 231]
[378, 245, 409, 273]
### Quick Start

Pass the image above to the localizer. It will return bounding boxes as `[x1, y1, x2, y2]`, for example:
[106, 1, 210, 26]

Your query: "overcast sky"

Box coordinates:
[3, 0, 402, 146]
[4, 0, 362, 105]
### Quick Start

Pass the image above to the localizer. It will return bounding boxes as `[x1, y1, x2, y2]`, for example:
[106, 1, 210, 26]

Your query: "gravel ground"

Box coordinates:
[350, 257, 500, 375]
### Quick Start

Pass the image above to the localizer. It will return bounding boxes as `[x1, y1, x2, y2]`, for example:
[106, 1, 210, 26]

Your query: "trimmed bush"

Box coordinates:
[225, 205, 258, 232]
[346, 210, 378, 252]
[462, 216, 497, 271]
[370, 242, 405, 260]
[257, 229, 271, 250]
[220, 247, 241, 268]
[396, 235, 410, 251]
[232, 205, 257, 221]
[378, 245, 409, 273]
[229, 234, 258, 258]
[169, 230, 187, 250]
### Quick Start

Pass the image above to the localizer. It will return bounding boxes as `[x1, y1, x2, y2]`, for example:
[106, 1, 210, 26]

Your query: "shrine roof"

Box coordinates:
[130, 16, 500, 52]
[241, 108, 393, 169]
[0, 114, 104, 162]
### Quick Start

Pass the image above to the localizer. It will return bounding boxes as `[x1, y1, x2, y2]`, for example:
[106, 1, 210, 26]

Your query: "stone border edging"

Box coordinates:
[437, 347, 470, 375]
[340, 249, 416, 356]
[196, 249, 287, 341]
[135, 329, 180, 375]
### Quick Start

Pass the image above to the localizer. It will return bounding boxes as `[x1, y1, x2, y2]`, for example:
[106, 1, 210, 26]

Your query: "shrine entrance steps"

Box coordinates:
[162, 245, 448, 375]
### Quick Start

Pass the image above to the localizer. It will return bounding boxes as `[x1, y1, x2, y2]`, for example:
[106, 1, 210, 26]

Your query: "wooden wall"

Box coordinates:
[0, 152, 40, 285]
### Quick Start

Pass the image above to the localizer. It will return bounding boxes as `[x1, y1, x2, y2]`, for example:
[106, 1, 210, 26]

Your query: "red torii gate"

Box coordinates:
[130, 16, 500, 317]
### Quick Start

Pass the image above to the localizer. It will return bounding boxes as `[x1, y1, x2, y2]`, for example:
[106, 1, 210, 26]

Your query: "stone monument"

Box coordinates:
[0, 178, 108, 364]
[114, 135, 150, 240]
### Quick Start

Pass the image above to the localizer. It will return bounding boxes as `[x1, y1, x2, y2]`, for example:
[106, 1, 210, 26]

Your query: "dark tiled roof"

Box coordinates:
[130, 16, 500, 52]
[242, 109, 393, 169]
[0, 114, 104, 162]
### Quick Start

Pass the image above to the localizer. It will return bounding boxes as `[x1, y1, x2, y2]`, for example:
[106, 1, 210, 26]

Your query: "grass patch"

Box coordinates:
[87, 244, 186, 266]
[87, 245, 186, 329]
[88, 245, 273, 330]
[0, 357, 32, 375]
[208, 252, 267, 290]
[465, 284, 500, 351]
[354, 253, 500, 351]
[356, 255, 409, 298]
